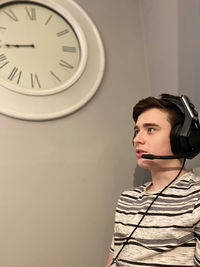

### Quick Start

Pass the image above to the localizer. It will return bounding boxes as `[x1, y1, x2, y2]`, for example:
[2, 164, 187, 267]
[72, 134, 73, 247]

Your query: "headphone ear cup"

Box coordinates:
[187, 129, 200, 157]
[170, 124, 182, 155]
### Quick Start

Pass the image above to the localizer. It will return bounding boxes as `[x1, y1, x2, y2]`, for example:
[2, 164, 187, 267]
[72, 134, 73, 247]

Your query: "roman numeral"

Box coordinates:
[62, 46, 77, 53]
[8, 67, 22, 84]
[59, 60, 74, 70]
[3, 9, 18, 22]
[56, 29, 69, 37]
[0, 53, 9, 69]
[31, 73, 41, 88]
[50, 71, 61, 82]
[0, 54, 7, 62]
[45, 15, 53, 25]
[25, 7, 36, 20]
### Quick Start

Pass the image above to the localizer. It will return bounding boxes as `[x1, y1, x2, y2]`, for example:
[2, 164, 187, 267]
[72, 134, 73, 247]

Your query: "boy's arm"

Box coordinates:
[105, 251, 114, 267]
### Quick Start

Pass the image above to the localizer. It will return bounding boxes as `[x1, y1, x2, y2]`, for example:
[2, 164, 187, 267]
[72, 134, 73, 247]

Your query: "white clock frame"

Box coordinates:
[0, 0, 105, 120]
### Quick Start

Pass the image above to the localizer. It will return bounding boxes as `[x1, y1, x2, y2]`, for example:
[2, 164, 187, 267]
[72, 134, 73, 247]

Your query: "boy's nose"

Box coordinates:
[133, 131, 145, 145]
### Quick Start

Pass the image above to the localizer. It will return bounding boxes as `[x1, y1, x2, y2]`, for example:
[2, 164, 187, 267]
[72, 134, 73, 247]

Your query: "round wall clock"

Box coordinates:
[0, 0, 105, 120]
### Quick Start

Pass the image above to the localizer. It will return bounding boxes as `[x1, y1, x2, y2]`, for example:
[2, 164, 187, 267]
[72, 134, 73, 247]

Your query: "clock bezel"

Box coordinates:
[0, 0, 105, 120]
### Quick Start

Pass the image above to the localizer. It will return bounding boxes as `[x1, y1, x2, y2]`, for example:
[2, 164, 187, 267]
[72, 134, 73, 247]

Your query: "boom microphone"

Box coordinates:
[141, 154, 187, 160]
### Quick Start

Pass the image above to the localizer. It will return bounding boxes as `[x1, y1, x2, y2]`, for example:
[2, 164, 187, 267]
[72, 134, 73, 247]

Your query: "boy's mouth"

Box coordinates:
[136, 149, 148, 158]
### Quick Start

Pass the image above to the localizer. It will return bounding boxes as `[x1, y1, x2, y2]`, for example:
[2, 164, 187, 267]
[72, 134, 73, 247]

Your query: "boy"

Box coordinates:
[106, 94, 200, 266]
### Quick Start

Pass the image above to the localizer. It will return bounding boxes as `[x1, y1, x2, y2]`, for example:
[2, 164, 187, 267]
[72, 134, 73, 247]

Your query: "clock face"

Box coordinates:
[0, 0, 86, 95]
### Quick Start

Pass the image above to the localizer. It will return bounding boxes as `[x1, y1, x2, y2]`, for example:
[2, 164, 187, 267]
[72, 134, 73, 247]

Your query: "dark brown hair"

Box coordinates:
[132, 94, 184, 127]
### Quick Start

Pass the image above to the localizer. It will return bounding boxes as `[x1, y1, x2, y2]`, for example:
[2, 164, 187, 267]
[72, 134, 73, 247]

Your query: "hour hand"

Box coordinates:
[2, 44, 35, 48]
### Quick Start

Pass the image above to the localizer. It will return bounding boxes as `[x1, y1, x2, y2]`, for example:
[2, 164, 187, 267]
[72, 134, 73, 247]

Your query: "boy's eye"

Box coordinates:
[148, 128, 155, 133]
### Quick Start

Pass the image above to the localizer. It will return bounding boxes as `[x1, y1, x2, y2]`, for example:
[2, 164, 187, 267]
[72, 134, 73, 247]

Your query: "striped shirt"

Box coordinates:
[111, 171, 200, 266]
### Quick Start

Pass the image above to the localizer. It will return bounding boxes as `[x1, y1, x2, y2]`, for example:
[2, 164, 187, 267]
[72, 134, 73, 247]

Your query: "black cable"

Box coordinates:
[111, 158, 186, 266]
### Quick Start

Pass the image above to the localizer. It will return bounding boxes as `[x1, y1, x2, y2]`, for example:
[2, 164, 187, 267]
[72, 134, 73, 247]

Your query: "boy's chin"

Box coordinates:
[137, 158, 152, 169]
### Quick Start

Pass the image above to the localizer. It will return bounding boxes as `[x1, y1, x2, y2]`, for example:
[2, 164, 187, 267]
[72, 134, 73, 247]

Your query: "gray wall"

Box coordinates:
[0, 1, 149, 267]
[141, 0, 200, 111]
[140, 0, 179, 96]
[178, 0, 200, 110]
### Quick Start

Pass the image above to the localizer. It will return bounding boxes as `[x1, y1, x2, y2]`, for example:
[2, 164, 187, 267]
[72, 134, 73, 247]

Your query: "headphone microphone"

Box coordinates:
[141, 154, 187, 160]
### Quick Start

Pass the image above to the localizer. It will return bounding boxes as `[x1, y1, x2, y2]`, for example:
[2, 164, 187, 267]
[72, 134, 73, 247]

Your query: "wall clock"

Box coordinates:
[0, 0, 105, 120]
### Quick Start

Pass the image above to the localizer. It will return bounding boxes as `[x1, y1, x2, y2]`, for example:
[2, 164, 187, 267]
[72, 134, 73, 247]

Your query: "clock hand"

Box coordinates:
[3, 44, 35, 48]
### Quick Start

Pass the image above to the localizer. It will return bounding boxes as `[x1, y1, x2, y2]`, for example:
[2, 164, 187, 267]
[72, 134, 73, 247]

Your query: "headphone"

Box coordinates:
[162, 95, 200, 159]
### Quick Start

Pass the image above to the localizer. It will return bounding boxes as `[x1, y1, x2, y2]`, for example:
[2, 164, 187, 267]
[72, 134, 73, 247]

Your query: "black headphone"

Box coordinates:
[162, 95, 200, 159]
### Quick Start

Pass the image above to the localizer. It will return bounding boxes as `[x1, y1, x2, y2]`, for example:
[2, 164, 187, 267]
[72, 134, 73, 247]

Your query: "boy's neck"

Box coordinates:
[147, 167, 188, 192]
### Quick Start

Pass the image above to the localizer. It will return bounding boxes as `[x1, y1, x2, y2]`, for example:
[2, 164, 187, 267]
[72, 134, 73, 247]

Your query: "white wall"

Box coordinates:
[0, 1, 149, 266]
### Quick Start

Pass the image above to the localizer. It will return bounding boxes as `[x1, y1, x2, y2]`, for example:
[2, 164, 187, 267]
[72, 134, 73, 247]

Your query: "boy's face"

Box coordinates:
[133, 108, 173, 169]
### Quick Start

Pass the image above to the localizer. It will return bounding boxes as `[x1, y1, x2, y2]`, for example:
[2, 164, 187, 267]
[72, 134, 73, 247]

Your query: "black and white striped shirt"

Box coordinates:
[111, 171, 200, 266]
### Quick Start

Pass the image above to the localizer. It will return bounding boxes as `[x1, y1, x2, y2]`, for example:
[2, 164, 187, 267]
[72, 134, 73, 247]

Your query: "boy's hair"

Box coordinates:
[132, 94, 184, 127]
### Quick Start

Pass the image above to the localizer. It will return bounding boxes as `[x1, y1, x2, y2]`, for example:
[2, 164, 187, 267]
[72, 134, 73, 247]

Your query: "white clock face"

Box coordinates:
[0, 0, 86, 95]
